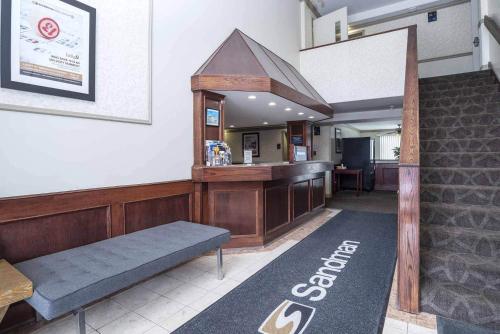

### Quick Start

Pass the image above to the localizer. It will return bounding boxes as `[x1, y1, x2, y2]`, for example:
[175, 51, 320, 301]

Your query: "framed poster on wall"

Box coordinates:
[1, 0, 96, 101]
[242, 132, 260, 157]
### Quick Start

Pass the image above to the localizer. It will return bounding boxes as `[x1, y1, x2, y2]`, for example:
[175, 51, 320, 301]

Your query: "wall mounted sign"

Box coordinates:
[242, 132, 260, 157]
[1, 0, 96, 101]
[243, 150, 253, 164]
[206, 108, 220, 127]
[427, 11, 437, 22]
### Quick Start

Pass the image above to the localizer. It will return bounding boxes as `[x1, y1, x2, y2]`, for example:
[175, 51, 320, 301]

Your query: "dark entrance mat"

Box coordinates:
[175, 210, 397, 334]
[437, 317, 500, 334]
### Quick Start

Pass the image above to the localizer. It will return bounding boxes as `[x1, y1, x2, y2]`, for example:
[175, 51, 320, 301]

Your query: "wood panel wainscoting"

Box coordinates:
[199, 169, 327, 248]
[0, 180, 193, 332]
[374, 163, 399, 191]
[398, 25, 420, 314]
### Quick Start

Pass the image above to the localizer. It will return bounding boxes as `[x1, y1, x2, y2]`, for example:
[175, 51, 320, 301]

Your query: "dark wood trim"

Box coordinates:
[0, 180, 193, 224]
[193, 90, 225, 167]
[191, 75, 333, 117]
[192, 161, 334, 183]
[484, 15, 500, 46]
[397, 25, 420, 314]
[300, 25, 414, 52]
[374, 163, 399, 192]
[193, 91, 205, 166]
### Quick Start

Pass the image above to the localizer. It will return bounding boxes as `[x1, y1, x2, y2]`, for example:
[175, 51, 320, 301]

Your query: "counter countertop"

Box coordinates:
[192, 160, 334, 182]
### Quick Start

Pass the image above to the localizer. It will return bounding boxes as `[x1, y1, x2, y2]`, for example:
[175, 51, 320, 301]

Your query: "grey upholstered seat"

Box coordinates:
[15, 221, 230, 320]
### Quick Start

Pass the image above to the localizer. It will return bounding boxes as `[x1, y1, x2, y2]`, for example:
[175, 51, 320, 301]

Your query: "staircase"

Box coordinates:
[419, 70, 500, 330]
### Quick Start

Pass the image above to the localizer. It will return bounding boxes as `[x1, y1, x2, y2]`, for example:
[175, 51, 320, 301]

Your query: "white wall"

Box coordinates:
[481, 0, 500, 77]
[300, 29, 408, 104]
[224, 129, 286, 164]
[300, 1, 316, 49]
[361, 2, 474, 77]
[0, 0, 301, 197]
[313, 7, 348, 46]
[419, 56, 474, 78]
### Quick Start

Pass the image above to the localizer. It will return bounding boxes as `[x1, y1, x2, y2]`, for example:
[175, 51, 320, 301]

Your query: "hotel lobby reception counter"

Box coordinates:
[192, 161, 334, 248]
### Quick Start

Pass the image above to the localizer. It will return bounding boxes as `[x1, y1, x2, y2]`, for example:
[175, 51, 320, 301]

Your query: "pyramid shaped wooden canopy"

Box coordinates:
[192, 29, 333, 117]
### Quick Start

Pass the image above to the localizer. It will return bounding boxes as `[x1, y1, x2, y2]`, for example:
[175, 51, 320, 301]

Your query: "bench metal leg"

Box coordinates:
[216, 247, 224, 280]
[73, 308, 86, 334]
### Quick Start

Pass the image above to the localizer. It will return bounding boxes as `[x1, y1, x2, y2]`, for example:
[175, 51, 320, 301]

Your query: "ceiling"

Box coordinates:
[219, 91, 331, 129]
[347, 120, 401, 131]
[313, 0, 406, 16]
[331, 96, 403, 113]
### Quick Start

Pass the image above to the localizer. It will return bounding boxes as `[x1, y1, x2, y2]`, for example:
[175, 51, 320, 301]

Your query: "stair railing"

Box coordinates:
[484, 15, 500, 45]
[397, 25, 420, 314]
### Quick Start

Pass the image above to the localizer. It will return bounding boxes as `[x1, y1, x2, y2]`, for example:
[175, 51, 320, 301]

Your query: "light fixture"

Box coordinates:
[263, 121, 269, 125]
[229, 125, 235, 128]
[248, 95, 257, 100]
[298, 112, 304, 116]
[285, 107, 292, 111]
[308, 116, 315, 119]
[268, 102, 276, 106]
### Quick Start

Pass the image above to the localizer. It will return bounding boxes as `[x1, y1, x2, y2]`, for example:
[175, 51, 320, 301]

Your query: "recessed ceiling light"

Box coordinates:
[268, 102, 276, 107]
[308, 116, 315, 119]
[248, 95, 257, 100]
[263, 121, 269, 125]
[285, 107, 292, 111]
[298, 112, 304, 115]
[229, 125, 235, 128]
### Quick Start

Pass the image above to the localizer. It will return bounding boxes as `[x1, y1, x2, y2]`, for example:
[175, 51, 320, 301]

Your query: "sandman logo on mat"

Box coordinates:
[258, 240, 360, 333]
[292, 240, 360, 302]
[258, 300, 315, 334]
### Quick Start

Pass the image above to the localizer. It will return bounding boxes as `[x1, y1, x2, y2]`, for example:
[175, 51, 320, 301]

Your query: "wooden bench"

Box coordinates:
[13, 221, 230, 334]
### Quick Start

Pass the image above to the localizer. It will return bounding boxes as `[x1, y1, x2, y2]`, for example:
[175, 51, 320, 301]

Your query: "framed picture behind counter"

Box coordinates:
[1, 0, 96, 101]
[242, 132, 260, 157]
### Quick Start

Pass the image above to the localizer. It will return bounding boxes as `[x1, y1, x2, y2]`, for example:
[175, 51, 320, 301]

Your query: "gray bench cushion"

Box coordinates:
[15, 221, 230, 320]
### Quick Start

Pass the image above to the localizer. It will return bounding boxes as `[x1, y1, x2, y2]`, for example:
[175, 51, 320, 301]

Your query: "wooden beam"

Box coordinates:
[191, 75, 333, 117]
[397, 25, 420, 314]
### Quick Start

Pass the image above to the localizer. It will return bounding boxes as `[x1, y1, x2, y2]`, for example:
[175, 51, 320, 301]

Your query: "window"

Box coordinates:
[335, 21, 341, 42]
[379, 134, 400, 160]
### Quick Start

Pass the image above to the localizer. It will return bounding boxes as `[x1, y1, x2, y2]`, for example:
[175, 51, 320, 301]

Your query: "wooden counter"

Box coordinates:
[192, 161, 334, 248]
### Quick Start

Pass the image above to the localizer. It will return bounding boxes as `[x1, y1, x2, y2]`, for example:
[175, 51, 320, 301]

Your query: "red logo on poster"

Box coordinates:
[38, 17, 60, 39]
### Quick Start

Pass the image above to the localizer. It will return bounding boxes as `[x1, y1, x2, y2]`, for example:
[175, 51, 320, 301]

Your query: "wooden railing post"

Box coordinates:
[398, 25, 420, 314]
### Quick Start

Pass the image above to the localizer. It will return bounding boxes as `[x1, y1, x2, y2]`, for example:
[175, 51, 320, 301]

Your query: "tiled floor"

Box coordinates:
[16, 209, 437, 334]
